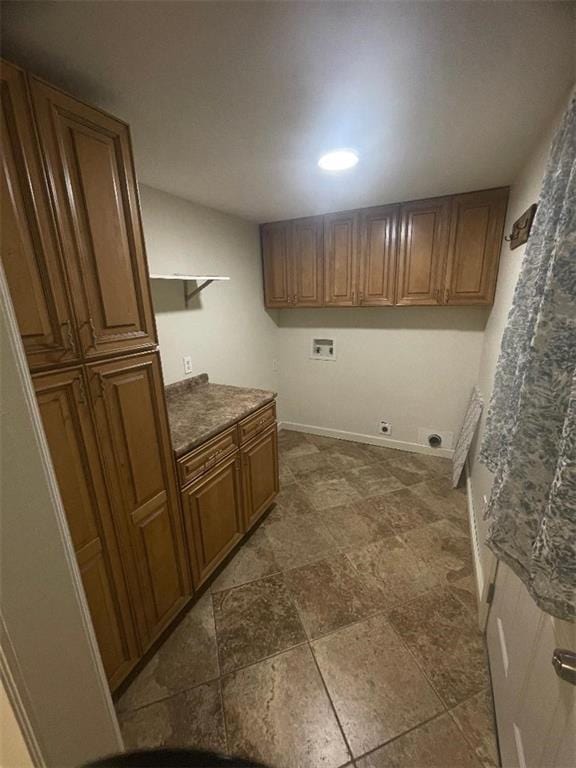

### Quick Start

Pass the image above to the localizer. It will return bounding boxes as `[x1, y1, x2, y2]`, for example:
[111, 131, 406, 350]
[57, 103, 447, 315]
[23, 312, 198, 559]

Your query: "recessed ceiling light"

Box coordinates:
[318, 149, 359, 172]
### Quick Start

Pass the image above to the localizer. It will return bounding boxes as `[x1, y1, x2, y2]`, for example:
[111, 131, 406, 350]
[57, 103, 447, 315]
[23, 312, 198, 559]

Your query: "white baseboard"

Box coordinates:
[279, 420, 454, 459]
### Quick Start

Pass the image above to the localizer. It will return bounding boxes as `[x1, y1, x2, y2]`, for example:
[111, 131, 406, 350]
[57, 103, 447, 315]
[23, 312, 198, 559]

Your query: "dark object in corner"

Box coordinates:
[505, 203, 537, 250]
[84, 748, 269, 768]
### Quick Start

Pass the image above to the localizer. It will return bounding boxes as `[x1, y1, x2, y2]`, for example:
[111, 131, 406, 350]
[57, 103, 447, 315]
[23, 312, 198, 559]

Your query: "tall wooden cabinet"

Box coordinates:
[1, 59, 190, 691]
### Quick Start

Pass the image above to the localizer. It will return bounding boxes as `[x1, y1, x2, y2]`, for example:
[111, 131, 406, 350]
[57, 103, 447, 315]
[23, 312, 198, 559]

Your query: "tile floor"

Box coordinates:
[117, 430, 500, 768]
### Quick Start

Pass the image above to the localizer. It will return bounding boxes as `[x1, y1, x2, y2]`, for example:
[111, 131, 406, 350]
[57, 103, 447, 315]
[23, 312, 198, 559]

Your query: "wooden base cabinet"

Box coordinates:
[88, 352, 191, 649]
[241, 424, 279, 532]
[33, 368, 139, 689]
[181, 453, 244, 589]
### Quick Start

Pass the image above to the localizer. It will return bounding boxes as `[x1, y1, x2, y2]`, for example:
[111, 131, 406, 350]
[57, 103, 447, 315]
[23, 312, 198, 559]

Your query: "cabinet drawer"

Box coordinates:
[238, 402, 277, 445]
[178, 426, 239, 486]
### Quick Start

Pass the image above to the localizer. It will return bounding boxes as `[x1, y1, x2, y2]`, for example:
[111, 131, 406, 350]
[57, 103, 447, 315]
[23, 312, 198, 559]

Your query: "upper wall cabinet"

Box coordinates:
[262, 217, 323, 307]
[358, 205, 399, 306]
[324, 210, 358, 306]
[261, 221, 291, 307]
[30, 77, 157, 358]
[261, 187, 508, 309]
[396, 197, 451, 306]
[445, 188, 508, 305]
[0, 60, 79, 370]
[291, 216, 324, 306]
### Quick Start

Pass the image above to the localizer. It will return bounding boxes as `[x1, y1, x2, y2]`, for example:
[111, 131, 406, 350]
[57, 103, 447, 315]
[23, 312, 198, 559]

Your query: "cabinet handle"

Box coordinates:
[75, 375, 87, 405]
[444, 288, 450, 303]
[205, 447, 225, 466]
[86, 317, 97, 348]
[61, 321, 76, 354]
[92, 372, 106, 399]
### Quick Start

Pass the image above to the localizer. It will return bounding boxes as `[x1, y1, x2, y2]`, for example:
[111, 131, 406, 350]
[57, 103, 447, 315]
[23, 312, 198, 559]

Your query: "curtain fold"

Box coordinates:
[480, 93, 576, 621]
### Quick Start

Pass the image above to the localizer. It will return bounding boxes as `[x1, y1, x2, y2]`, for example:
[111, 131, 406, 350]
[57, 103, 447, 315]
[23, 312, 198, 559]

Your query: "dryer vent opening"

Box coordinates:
[428, 433, 442, 449]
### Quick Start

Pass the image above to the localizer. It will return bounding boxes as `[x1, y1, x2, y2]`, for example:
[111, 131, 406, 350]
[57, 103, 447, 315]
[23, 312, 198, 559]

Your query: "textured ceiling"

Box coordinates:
[2, 1, 574, 221]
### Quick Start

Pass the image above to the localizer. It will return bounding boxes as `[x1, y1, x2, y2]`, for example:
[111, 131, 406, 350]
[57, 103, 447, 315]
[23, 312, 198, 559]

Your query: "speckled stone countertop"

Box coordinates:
[165, 373, 277, 458]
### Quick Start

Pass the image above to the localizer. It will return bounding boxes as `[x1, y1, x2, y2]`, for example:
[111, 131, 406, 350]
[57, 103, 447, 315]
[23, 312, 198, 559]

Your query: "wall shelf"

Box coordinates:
[150, 273, 230, 306]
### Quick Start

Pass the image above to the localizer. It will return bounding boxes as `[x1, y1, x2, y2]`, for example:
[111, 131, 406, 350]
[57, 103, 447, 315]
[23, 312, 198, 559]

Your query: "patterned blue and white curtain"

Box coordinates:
[480, 93, 576, 621]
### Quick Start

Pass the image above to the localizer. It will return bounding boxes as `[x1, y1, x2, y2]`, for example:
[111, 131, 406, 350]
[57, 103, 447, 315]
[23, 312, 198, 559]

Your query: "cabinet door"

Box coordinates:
[396, 198, 451, 305]
[88, 352, 190, 648]
[241, 424, 279, 532]
[1, 60, 79, 370]
[33, 367, 139, 689]
[30, 77, 156, 359]
[324, 211, 359, 306]
[291, 216, 324, 306]
[181, 453, 244, 589]
[445, 188, 508, 305]
[358, 205, 399, 306]
[261, 221, 292, 307]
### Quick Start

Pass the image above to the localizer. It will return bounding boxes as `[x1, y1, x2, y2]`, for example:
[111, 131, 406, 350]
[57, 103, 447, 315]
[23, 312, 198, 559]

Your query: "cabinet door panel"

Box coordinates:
[33, 367, 138, 689]
[1, 60, 78, 369]
[445, 188, 508, 305]
[30, 77, 156, 358]
[182, 454, 244, 589]
[324, 212, 359, 306]
[262, 221, 291, 307]
[359, 205, 399, 306]
[397, 198, 451, 305]
[292, 217, 323, 306]
[89, 352, 190, 648]
[242, 424, 279, 531]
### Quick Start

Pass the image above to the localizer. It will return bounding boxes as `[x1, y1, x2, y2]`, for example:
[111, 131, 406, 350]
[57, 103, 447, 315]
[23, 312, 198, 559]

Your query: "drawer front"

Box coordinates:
[238, 402, 277, 445]
[178, 426, 239, 486]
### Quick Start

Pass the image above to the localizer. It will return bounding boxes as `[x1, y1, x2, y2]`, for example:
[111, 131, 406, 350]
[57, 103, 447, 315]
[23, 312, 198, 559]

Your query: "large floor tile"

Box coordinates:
[355, 712, 482, 768]
[263, 506, 340, 569]
[273, 483, 316, 517]
[344, 464, 404, 498]
[278, 430, 320, 459]
[402, 518, 473, 584]
[222, 644, 350, 768]
[325, 442, 376, 470]
[312, 614, 443, 757]
[364, 488, 440, 533]
[346, 535, 439, 609]
[284, 554, 379, 639]
[298, 469, 362, 510]
[119, 680, 226, 753]
[320, 501, 394, 548]
[450, 688, 500, 767]
[210, 528, 281, 593]
[388, 589, 489, 707]
[116, 592, 219, 713]
[213, 573, 306, 674]
[449, 574, 479, 614]
[411, 476, 467, 517]
[285, 450, 339, 477]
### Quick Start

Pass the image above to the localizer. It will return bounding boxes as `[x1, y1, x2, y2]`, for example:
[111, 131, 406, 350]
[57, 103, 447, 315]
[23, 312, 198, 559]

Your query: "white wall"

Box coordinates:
[468, 91, 572, 590]
[139, 185, 279, 392]
[277, 307, 488, 453]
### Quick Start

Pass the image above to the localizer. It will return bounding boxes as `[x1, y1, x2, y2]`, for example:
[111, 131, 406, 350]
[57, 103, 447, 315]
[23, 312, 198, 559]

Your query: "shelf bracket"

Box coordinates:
[184, 278, 215, 306]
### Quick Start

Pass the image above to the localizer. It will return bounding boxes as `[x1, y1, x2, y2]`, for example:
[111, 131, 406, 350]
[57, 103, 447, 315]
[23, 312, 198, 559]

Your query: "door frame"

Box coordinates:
[0, 263, 122, 766]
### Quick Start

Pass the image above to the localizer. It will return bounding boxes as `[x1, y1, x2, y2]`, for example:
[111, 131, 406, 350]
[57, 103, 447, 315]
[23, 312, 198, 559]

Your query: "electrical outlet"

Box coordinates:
[272, 358, 280, 372]
[183, 355, 193, 375]
[380, 421, 392, 435]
